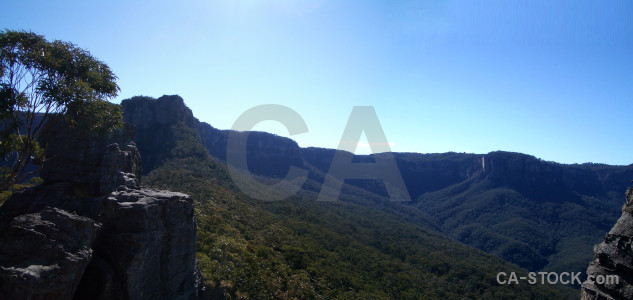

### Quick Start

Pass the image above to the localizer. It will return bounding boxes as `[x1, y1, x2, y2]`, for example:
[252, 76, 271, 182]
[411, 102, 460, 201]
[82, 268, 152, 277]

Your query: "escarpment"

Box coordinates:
[121, 95, 306, 178]
[581, 186, 633, 300]
[0, 122, 207, 299]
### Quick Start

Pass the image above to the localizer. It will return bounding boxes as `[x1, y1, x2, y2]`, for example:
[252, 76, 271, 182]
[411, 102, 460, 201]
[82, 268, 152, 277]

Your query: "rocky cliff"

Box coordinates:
[121, 95, 306, 179]
[581, 186, 633, 300]
[0, 121, 207, 299]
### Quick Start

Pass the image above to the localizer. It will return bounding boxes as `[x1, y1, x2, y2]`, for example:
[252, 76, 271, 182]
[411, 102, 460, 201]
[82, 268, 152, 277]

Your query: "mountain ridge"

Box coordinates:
[121, 94, 633, 286]
[122, 95, 579, 298]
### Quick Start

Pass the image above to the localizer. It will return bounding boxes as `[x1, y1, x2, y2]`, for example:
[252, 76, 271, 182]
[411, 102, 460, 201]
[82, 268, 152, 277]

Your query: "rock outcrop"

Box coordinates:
[121, 95, 306, 178]
[0, 207, 99, 299]
[0, 122, 207, 299]
[581, 186, 633, 299]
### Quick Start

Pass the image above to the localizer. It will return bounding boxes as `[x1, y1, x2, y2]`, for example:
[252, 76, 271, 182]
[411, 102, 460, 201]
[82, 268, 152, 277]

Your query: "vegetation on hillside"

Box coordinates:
[414, 164, 624, 276]
[143, 122, 579, 299]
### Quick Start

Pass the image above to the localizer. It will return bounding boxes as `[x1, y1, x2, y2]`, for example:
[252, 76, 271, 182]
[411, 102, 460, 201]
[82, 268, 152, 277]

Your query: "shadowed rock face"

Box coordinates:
[121, 95, 306, 179]
[582, 186, 633, 300]
[120, 95, 198, 173]
[38, 121, 142, 196]
[0, 207, 99, 299]
[0, 123, 208, 300]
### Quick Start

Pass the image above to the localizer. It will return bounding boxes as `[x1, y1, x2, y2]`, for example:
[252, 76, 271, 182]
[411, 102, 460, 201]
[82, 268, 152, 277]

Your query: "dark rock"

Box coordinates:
[98, 142, 141, 195]
[120, 95, 198, 172]
[73, 255, 126, 300]
[582, 187, 633, 299]
[0, 182, 106, 222]
[121, 95, 306, 178]
[0, 207, 99, 299]
[0, 121, 206, 299]
[194, 263, 209, 300]
[92, 187, 198, 299]
[122, 95, 196, 130]
[38, 120, 141, 196]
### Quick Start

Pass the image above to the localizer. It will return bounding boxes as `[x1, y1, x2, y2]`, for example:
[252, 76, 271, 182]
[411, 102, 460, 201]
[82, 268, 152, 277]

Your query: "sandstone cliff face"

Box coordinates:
[581, 186, 633, 300]
[121, 95, 198, 173]
[0, 123, 207, 299]
[121, 95, 306, 179]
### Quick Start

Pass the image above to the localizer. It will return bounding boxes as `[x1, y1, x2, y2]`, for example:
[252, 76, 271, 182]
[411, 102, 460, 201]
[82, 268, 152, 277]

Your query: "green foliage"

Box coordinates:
[65, 99, 123, 134]
[0, 29, 122, 191]
[416, 178, 621, 278]
[0, 176, 42, 207]
[166, 124, 209, 160]
[0, 132, 45, 160]
[143, 129, 579, 299]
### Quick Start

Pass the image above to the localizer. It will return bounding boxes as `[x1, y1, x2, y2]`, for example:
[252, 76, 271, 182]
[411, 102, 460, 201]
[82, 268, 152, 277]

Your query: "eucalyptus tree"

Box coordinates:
[0, 29, 122, 191]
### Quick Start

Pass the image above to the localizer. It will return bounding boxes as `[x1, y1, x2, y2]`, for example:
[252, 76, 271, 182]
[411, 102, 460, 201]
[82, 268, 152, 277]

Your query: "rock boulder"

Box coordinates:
[0, 122, 208, 299]
[581, 186, 633, 299]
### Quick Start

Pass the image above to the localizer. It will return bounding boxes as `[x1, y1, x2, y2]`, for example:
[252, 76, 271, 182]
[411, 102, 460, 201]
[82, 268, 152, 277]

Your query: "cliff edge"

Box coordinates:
[0, 122, 207, 299]
[581, 185, 633, 299]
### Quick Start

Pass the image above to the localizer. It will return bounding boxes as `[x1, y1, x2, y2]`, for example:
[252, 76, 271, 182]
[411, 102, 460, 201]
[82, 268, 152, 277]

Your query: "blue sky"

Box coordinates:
[2, 0, 632, 165]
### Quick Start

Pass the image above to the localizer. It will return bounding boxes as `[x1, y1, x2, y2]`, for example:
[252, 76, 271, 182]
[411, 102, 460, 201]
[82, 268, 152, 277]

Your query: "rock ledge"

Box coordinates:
[0, 124, 207, 299]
